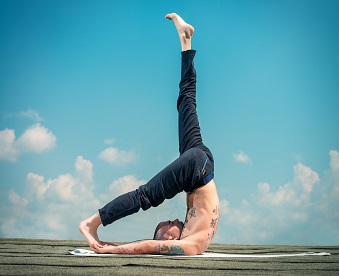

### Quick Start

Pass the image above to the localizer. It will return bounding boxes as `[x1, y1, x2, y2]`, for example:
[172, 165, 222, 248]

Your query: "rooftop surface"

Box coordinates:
[1, 238, 338, 275]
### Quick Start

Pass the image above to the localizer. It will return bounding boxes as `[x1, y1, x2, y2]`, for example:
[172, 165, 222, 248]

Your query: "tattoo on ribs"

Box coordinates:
[167, 245, 185, 255]
[213, 205, 220, 215]
[189, 207, 196, 219]
[210, 218, 218, 228]
[207, 231, 215, 241]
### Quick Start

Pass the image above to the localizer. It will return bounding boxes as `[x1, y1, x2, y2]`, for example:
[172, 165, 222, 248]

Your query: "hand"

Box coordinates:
[91, 243, 116, 254]
[99, 240, 118, 246]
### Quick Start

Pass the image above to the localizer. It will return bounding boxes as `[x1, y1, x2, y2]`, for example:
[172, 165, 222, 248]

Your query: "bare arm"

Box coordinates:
[92, 239, 200, 256]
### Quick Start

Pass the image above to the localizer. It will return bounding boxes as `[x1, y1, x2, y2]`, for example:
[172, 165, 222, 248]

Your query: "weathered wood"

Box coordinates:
[1, 239, 338, 275]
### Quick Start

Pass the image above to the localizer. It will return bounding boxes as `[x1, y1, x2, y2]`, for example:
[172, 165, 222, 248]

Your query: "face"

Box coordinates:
[154, 219, 184, 240]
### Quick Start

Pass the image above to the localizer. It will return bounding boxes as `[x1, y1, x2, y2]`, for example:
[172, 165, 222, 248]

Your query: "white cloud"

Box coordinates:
[2, 109, 43, 122]
[219, 199, 231, 216]
[8, 190, 28, 208]
[0, 128, 17, 161]
[27, 156, 96, 203]
[311, 150, 339, 235]
[104, 138, 115, 145]
[258, 182, 270, 193]
[0, 156, 101, 239]
[16, 124, 56, 154]
[27, 173, 47, 201]
[329, 150, 339, 172]
[233, 151, 251, 164]
[99, 175, 146, 204]
[0, 124, 56, 162]
[219, 153, 339, 245]
[17, 109, 43, 122]
[257, 163, 319, 207]
[98, 146, 137, 166]
[109, 175, 145, 196]
[293, 163, 319, 194]
[75, 156, 93, 183]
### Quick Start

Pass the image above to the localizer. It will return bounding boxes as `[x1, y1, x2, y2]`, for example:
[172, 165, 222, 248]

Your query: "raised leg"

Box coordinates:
[166, 13, 213, 164]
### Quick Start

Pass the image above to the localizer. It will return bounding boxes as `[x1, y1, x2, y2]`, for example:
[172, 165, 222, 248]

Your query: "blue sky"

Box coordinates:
[1, 0, 338, 245]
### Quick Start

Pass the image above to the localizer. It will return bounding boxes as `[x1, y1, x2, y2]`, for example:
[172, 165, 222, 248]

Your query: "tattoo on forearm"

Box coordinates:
[154, 244, 184, 255]
[153, 244, 160, 254]
[167, 245, 185, 255]
[114, 246, 142, 254]
[152, 244, 169, 254]
[210, 218, 218, 228]
[189, 207, 196, 219]
[160, 244, 169, 252]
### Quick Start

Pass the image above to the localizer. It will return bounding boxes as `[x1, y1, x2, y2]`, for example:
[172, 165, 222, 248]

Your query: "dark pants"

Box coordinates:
[99, 50, 214, 226]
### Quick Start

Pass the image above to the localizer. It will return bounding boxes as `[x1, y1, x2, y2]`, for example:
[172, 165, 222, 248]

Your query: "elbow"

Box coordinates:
[185, 249, 203, 256]
[185, 244, 205, 256]
[195, 248, 205, 256]
[193, 243, 208, 256]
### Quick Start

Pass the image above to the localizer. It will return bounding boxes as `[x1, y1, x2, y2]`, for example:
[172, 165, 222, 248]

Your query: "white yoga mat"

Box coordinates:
[67, 249, 331, 258]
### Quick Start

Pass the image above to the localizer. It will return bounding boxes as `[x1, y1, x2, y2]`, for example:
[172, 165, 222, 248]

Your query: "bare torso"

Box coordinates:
[180, 179, 220, 252]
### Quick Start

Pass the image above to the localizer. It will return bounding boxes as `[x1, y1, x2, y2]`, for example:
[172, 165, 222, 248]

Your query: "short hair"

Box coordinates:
[153, 222, 162, 240]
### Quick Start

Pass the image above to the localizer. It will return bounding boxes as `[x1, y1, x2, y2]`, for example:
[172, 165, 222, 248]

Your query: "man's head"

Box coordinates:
[153, 219, 184, 240]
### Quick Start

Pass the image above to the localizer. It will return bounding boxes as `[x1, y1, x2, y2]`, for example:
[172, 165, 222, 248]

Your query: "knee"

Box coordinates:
[136, 187, 156, 210]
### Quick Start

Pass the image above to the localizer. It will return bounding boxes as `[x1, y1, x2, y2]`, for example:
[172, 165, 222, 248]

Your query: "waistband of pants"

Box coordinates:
[194, 172, 214, 190]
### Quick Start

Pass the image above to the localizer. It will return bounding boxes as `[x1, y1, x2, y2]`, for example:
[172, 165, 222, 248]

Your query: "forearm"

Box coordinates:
[110, 240, 156, 255]
[107, 239, 198, 255]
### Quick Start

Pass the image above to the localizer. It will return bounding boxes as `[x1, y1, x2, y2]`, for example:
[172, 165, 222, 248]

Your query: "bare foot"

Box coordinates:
[165, 13, 194, 51]
[79, 213, 102, 249]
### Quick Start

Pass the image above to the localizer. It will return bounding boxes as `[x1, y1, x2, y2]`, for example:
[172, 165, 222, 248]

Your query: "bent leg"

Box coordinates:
[98, 148, 208, 226]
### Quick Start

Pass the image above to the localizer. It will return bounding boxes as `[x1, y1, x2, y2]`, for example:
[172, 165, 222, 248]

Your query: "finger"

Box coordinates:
[91, 243, 102, 250]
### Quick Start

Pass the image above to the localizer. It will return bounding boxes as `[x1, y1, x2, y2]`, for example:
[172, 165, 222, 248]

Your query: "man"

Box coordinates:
[79, 13, 219, 256]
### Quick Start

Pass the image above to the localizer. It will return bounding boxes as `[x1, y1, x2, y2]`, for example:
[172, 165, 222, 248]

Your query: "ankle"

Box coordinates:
[180, 37, 192, 51]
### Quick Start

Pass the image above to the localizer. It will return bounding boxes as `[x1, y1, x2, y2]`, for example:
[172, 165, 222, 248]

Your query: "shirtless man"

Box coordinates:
[79, 13, 219, 256]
